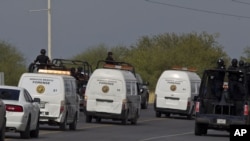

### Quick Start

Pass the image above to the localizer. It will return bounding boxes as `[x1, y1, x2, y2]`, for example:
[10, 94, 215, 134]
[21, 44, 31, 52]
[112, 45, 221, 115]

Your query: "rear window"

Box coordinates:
[0, 89, 20, 101]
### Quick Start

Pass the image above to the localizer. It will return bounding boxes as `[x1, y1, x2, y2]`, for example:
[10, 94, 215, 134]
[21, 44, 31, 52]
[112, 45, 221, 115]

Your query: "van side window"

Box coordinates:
[191, 82, 199, 94]
[191, 82, 196, 93]
[131, 82, 137, 95]
[65, 80, 71, 95]
[71, 80, 77, 95]
[126, 82, 131, 95]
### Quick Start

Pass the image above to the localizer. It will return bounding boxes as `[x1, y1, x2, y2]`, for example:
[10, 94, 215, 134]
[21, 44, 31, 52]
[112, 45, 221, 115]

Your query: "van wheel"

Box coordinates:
[165, 113, 170, 117]
[0, 118, 6, 141]
[156, 111, 161, 117]
[30, 115, 40, 138]
[131, 110, 139, 125]
[187, 106, 194, 120]
[195, 122, 207, 136]
[96, 117, 102, 123]
[20, 116, 31, 139]
[69, 114, 77, 130]
[141, 94, 149, 109]
[121, 111, 128, 125]
[59, 115, 68, 131]
[187, 114, 193, 120]
[86, 115, 92, 123]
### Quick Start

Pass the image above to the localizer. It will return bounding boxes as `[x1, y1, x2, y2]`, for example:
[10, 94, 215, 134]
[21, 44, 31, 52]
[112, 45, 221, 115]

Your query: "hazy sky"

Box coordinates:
[1, 0, 250, 65]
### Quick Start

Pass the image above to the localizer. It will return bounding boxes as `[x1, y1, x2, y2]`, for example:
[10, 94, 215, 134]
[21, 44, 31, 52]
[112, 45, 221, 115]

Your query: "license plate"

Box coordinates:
[217, 119, 226, 124]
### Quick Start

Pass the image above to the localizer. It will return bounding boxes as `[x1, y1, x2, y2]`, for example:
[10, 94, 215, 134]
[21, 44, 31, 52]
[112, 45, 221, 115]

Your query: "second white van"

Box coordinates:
[18, 69, 80, 130]
[84, 62, 141, 125]
[154, 68, 201, 119]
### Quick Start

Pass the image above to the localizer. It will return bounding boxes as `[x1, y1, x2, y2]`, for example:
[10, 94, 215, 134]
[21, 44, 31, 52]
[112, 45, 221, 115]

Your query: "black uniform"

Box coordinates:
[105, 52, 115, 64]
[34, 54, 50, 64]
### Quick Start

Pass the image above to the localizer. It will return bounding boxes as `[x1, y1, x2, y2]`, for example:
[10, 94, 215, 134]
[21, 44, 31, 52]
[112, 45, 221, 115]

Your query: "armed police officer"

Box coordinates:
[105, 51, 115, 64]
[34, 49, 51, 69]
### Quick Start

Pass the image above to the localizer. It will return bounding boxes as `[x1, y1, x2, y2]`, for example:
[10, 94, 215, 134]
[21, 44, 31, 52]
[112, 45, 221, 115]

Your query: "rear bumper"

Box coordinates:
[154, 103, 191, 115]
[6, 113, 27, 131]
[195, 114, 247, 130]
[85, 110, 126, 120]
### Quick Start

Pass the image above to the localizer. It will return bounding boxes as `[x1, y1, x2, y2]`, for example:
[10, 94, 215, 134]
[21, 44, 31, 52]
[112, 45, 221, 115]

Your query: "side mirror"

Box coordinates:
[33, 98, 41, 103]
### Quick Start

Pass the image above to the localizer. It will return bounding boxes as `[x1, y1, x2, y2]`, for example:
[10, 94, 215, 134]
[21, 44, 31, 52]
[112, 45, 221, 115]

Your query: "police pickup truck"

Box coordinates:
[194, 59, 250, 135]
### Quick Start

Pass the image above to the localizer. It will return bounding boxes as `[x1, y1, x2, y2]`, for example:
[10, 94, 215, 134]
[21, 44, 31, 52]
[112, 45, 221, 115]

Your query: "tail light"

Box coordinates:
[60, 101, 65, 114]
[244, 104, 249, 116]
[195, 102, 200, 113]
[6, 104, 23, 112]
[84, 95, 88, 107]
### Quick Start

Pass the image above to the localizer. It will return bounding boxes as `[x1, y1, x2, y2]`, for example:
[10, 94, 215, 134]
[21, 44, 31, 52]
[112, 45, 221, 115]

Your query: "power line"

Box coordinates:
[145, 0, 250, 19]
[232, 0, 250, 5]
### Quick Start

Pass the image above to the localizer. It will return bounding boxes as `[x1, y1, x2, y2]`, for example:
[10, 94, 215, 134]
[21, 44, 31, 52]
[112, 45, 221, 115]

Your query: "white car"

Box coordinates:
[0, 85, 40, 139]
[0, 98, 6, 141]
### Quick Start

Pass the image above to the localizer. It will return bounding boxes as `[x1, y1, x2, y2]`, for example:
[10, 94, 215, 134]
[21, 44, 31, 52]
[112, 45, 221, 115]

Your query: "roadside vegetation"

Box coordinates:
[1, 32, 250, 94]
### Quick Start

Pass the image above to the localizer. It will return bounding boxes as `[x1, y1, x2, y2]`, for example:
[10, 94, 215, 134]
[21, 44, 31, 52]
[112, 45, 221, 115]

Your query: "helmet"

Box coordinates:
[40, 49, 46, 55]
[108, 52, 113, 56]
[239, 60, 244, 67]
[231, 58, 238, 67]
[217, 58, 224, 66]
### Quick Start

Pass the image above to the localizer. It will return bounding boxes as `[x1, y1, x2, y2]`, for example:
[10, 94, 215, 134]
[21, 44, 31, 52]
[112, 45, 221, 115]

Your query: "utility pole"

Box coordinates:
[48, 0, 52, 59]
[30, 0, 52, 59]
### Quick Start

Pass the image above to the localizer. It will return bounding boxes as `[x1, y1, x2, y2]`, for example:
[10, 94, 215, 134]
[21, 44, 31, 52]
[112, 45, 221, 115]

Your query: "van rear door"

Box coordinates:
[156, 78, 190, 110]
[18, 74, 64, 118]
[86, 78, 125, 114]
[64, 78, 79, 121]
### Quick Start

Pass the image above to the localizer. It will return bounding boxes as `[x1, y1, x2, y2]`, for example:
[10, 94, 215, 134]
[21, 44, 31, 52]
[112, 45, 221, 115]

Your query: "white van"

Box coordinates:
[84, 62, 141, 125]
[154, 68, 201, 119]
[18, 69, 80, 130]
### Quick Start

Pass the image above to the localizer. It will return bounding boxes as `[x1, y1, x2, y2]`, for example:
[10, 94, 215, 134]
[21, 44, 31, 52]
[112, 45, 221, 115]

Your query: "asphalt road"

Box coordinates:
[5, 104, 229, 141]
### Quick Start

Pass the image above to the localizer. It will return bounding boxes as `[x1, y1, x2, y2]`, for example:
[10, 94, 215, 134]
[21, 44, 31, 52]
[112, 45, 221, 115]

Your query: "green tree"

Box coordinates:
[240, 46, 250, 63]
[0, 41, 26, 85]
[73, 43, 129, 69]
[71, 32, 229, 91]
[123, 32, 228, 90]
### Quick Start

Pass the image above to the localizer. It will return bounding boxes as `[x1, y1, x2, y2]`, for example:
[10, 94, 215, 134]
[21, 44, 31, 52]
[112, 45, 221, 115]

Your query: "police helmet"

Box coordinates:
[231, 58, 238, 67]
[40, 49, 46, 55]
[239, 60, 244, 67]
[108, 52, 113, 56]
[217, 58, 224, 66]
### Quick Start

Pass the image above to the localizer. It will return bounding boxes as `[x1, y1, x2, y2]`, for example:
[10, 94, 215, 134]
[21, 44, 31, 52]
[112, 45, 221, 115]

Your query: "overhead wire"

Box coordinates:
[232, 0, 250, 5]
[144, 0, 250, 20]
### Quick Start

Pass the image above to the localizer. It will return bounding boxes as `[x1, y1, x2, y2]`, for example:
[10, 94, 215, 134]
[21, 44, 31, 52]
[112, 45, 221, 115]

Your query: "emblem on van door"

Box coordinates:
[170, 85, 176, 91]
[37, 85, 45, 94]
[102, 85, 109, 93]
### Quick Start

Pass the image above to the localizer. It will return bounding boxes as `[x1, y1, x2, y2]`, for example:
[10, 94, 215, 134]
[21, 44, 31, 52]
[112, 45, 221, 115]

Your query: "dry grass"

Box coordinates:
[149, 92, 155, 104]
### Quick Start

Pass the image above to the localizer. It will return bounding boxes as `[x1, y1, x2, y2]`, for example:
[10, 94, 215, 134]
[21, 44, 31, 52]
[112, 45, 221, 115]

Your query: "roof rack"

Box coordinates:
[96, 60, 136, 75]
[171, 66, 197, 72]
[28, 58, 93, 75]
